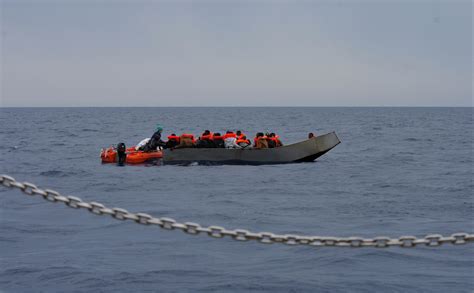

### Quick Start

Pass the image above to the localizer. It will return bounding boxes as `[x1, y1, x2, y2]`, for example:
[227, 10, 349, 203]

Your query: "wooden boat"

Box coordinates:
[163, 132, 340, 165]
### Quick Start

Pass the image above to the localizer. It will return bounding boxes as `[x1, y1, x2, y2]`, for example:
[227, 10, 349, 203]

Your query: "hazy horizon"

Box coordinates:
[1, 105, 473, 108]
[1, 1, 472, 107]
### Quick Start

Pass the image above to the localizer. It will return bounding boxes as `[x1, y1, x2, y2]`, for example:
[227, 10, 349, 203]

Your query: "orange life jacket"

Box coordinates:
[236, 139, 250, 145]
[254, 136, 267, 145]
[268, 136, 282, 147]
[180, 133, 195, 143]
[223, 133, 237, 139]
[273, 135, 282, 147]
[237, 133, 246, 140]
[200, 132, 213, 140]
[255, 136, 269, 148]
[167, 135, 180, 142]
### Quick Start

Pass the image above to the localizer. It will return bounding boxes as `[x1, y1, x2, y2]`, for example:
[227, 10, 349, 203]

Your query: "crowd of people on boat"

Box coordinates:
[140, 125, 286, 152]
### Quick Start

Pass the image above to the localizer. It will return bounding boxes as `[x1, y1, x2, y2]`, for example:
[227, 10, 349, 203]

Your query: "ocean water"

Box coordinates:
[0, 107, 472, 293]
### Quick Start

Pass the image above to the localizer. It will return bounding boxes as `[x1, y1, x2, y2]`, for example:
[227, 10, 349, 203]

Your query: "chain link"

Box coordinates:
[1, 174, 473, 248]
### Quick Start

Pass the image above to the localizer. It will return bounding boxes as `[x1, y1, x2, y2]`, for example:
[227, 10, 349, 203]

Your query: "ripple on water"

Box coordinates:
[39, 169, 91, 178]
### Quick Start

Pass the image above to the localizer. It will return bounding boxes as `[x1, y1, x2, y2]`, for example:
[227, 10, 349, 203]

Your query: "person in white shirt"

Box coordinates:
[223, 131, 241, 149]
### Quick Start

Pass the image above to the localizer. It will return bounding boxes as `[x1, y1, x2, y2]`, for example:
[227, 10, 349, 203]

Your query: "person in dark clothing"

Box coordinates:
[267, 132, 283, 147]
[197, 130, 213, 148]
[165, 133, 180, 149]
[143, 125, 166, 151]
[264, 132, 275, 148]
[212, 132, 225, 148]
[254, 132, 264, 147]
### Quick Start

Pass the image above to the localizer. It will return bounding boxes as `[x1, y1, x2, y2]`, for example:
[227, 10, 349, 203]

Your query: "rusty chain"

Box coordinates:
[1, 174, 473, 248]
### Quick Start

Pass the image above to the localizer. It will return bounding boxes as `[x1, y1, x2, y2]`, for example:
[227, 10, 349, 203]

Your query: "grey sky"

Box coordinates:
[1, 0, 472, 107]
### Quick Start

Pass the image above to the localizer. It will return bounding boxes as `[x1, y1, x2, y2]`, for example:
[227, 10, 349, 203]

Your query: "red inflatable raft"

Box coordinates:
[100, 146, 163, 164]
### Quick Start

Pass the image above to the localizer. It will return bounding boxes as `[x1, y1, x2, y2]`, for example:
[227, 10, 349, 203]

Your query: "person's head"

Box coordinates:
[308, 132, 314, 138]
[171, 133, 176, 136]
[203, 130, 210, 135]
[236, 130, 242, 136]
[226, 130, 233, 134]
[270, 133, 275, 137]
[214, 132, 221, 137]
[256, 132, 263, 137]
[156, 124, 163, 132]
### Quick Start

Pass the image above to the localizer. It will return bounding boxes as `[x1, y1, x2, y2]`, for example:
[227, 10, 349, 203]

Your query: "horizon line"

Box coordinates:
[1, 105, 473, 108]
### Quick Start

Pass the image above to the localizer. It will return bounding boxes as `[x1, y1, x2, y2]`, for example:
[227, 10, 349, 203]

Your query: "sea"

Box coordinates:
[0, 107, 472, 293]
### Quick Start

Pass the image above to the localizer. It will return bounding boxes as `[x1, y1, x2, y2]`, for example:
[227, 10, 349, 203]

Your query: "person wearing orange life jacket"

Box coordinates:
[223, 131, 241, 148]
[254, 132, 268, 149]
[236, 135, 251, 148]
[253, 132, 263, 147]
[174, 133, 195, 149]
[222, 131, 237, 140]
[274, 134, 283, 147]
[268, 132, 283, 147]
[197, 130, 213, 148]
[165, 133, 180, 149]
[265, 132, 276, 148]
[211, 132, 225, 148]
[199, 130, 213, 140]
[236, 130, 246, 140]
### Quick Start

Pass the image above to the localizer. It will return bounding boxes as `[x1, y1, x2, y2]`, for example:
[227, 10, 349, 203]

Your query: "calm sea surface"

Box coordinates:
[0, 107, 473, 292]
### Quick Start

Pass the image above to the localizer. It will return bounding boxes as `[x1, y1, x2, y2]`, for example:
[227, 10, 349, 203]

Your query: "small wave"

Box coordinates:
[375, 184, 392, 188]
[280, 205, 318, 212]
[81, 128, 99, 132]
[205, 212, 235, 221]
[57, 130, 78, 137]
[40, 170, 68, 177]
[0, 267, 42, 276]
[39, 266, 82, 281]
[208, 198, 240, 205]
[39, 169, 90, 178]
[2, 225, 77, 235]
[0, 235, 17, 242]
[404, 137, 419, 142]
[261, 178, 278, 184]
[361, 146, 377, 152]
[143, 269, 211, 278]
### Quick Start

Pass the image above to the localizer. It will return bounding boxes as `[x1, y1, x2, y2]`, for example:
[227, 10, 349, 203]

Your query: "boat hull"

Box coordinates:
[163, 132, 340, 165]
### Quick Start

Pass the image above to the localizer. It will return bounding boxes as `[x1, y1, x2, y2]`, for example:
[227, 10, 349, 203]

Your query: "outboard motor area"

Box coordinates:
[117, 142, 127, 165]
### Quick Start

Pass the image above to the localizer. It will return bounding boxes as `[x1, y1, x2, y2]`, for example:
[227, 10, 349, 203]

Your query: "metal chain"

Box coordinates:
[1, 174, 473, 248]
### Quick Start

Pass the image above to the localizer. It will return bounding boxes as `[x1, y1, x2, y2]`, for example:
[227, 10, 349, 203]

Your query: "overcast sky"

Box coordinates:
[1, 0, 472, 107]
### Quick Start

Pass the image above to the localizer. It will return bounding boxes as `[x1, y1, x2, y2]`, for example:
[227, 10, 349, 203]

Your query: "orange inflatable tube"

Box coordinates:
[100, 146, 163, 164]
